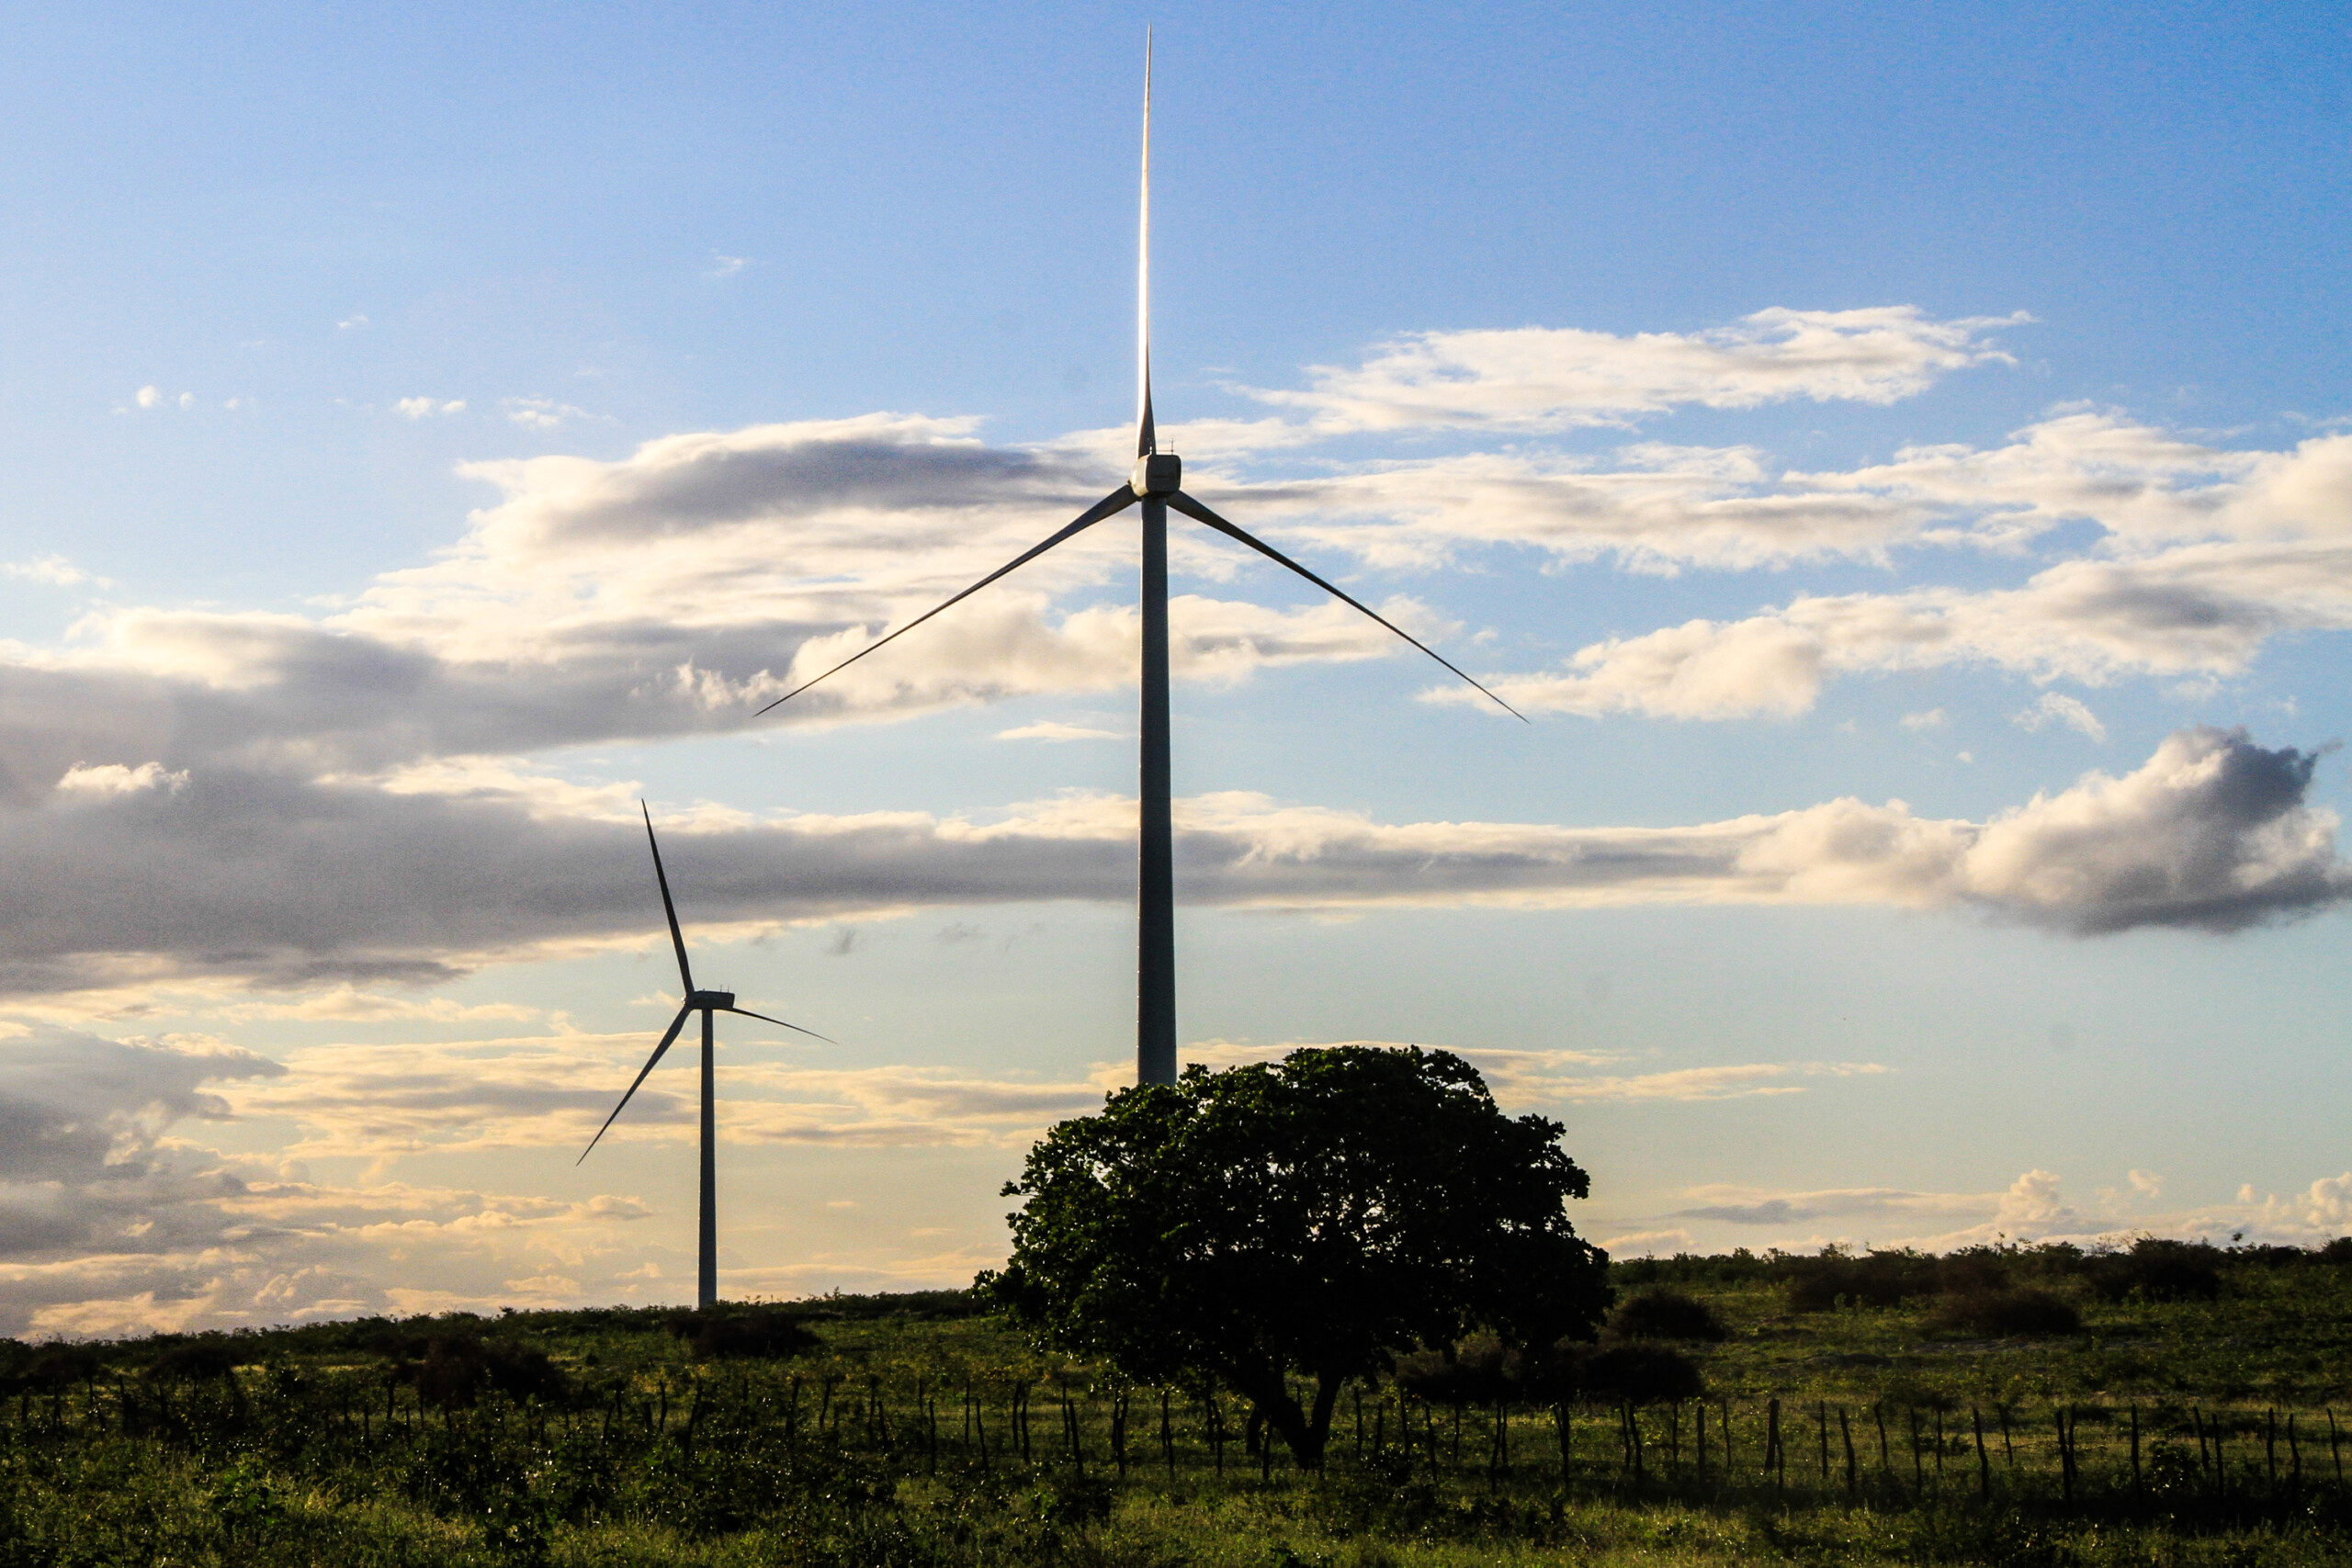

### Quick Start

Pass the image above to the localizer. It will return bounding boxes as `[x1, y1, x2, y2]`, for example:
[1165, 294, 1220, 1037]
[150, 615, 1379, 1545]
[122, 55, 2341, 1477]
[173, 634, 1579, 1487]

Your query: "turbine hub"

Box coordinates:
[688, 990, 735, 1010]
[1131, 452, 1181, 497]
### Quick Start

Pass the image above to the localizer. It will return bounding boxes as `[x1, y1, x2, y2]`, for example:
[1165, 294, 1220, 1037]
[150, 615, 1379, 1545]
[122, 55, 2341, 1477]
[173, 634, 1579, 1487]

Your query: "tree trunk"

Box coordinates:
[1231, 1366, 1342, 1467]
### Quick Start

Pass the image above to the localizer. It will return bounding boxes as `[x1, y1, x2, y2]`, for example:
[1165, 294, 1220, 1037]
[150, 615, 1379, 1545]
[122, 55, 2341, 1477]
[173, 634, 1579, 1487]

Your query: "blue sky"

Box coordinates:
[0, 2, 2347, 1334]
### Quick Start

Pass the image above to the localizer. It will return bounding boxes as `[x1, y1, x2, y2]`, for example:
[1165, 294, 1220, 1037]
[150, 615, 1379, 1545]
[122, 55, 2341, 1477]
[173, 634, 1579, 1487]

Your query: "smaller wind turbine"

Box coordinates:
[580, 803, 831, 1310]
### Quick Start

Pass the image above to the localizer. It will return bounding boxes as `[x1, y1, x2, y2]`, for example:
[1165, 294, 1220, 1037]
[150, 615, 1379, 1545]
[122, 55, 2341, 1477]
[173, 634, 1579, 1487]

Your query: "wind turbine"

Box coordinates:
[580, 803, 832, 1310]
[755, 36, 1522, 1089]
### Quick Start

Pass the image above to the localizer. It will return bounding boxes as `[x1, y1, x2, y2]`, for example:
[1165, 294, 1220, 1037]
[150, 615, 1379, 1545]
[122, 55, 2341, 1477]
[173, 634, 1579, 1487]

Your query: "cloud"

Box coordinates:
[997, 721, 1125, 741]
[134, 386, 161, 409]
[2, 556, 104, 589]
[0, 727, 2328, 1002]
[502, 397, 594, 430]
[1899, 708, 1948, 731]
[1439, 420, 2352, 714]
[53, 761, 187, 797]
[1180, 1040, 1884, 1105]
[707, 254, 748, 279]
[1249, 308, 2023, 434]
[395, 397, 467, 419]
[1651, 1166, 2352, 1254]
[2014, 692, 2107, 743]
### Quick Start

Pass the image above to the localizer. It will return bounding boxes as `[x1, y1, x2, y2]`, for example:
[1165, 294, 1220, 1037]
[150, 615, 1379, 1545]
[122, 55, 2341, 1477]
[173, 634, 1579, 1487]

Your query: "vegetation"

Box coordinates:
[1, 1240, 2350, 1564]
[983, 1047, 1611, 1466]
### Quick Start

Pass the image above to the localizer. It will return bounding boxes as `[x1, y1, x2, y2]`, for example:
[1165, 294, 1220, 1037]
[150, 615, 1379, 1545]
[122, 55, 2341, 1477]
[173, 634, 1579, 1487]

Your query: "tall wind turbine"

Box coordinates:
[580, 804, 832, 1310]
[755, 37, 1522, 1089]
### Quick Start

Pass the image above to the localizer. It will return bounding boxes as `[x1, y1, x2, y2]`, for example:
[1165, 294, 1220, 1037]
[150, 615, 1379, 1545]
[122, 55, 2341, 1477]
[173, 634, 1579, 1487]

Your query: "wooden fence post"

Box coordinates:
[1973, 1406, 1991, 1501]
[1839, 1406, 1858, 1495]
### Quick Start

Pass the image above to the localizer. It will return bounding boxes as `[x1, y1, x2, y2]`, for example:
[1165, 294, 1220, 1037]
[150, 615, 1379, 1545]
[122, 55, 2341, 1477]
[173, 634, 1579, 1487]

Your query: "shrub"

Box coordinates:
[1933, 1247, 2012, 1295]
[1603, 1290, 1727, 1343]
[5, 1344, 99, 1393]
[1570, 1343, 1703, 1406]
[1394, 1337, 1518, 1405]
[402, 1337, 566, 1408]
[1928, 1288, 2082, 1337]
[2084, 1238, 2222, 1303]
[666, 1308, 820, 1360]
[146, 1338, 242, 1382]
[2319, 1236, 2352, 1267]
[1783, 1248, 1936, 1312]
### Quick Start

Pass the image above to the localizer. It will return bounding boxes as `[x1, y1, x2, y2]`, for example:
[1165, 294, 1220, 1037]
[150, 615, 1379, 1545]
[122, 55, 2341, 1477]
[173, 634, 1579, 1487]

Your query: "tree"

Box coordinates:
[980, 1045, 1611, 1467]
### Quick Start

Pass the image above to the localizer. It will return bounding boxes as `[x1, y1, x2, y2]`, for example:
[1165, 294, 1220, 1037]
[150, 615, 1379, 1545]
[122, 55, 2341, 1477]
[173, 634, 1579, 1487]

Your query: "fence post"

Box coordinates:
[1556, 1401, 1570, 1484]
[1768, 1398, 1781, 1491]
[2130, 1405, 2143, 1507]
[1819, 1401, 1830, 1483]
[2056, 1406, 2073, 1506]
[1839, 1406, 1857, 1495]
[2328, 1408, 2343, 1486]
[1909, 1408, 1925, 1494]
[2266, 1409, 2278, 1490]
[1722, 1398, 1735, 1478]
[1973, 1406, 1991, 1501]
[2290, 1412, 2302, 1492]
[1696, 1397, 1709, 1482]
[1160, 1389, 1175, 1480]
[1873, 1404, 1893, 1490]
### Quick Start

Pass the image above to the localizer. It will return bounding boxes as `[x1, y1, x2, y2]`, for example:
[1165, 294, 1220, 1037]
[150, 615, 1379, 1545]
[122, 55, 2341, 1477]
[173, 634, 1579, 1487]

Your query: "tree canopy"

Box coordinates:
[981, 1045, 1611, 1465]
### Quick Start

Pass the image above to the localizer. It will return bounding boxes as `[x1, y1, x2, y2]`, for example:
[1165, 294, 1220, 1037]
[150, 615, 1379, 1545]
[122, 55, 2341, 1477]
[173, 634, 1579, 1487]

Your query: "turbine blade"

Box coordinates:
[1164, 489, 1529, 722]
[752, 483, 1141, 716]
[1136, 27, 1155, 458]
[721, 1006, 837, 1045]
[641, 802, 695, 993]
[577, 1004, 694, 1164]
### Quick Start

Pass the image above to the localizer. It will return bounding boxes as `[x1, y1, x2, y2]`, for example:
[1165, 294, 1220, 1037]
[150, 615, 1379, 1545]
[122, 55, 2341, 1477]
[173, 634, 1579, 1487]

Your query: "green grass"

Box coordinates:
[4, 1252, 2351, 1565]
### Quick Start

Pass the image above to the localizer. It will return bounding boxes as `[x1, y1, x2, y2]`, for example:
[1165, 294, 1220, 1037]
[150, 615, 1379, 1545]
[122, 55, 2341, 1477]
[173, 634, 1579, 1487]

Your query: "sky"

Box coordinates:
[1, 1, 2348, 1336]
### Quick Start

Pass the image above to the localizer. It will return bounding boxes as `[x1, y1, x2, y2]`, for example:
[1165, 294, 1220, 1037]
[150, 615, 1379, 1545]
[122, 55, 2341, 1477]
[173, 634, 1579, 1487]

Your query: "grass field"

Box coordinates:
[5, 1242, 2350, 1566]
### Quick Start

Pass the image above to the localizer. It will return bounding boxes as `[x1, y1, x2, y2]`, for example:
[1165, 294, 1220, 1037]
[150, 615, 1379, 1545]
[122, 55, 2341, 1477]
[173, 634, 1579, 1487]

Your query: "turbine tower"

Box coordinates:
[580, 804, 831, 1309]
[756, 36, 1521, 1088]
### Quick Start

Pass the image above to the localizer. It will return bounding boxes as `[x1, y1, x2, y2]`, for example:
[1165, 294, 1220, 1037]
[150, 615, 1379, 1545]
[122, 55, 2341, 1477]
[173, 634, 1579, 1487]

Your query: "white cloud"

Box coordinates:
[1250, 307, 2023, 434]
[707, 254, 748, 279]
[1, 556, 101, 588]
[134, 386, 160, 409]
[2015, 691, 2108, 743]
[1899, 708, 1948, 731]
[997, 720, 1125, 741]
[395, 397, 467, 419]
[2129, 1168, 2164, 1198]
[502, 397, 594, 429]
[52, 761, 187, 797]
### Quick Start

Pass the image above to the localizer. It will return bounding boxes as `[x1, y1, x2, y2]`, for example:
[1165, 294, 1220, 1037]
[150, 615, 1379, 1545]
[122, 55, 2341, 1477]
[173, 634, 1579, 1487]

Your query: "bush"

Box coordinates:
[666, 1308, 820, 1360]
[1933, 1247, 2013, 1295]
[4, 1344, 99, 1393]
[1784, 1248, 1937, 1312]
[386, 1337, 566, 1409]
[2319, 1236, 2352, 1267]
[1928, 1288, 2082, 1337]
[2085, 1239, 2222, 1303]
[1394, 1337, 1519, 1405]
[146, 1338, 242, 1382]
[1569, 1343, 1702, 1406]
[1603, 1290, 1727, 1343]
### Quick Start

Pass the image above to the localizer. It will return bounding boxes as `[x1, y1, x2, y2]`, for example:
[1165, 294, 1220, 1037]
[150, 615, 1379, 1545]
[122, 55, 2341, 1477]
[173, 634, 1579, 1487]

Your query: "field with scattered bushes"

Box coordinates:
[4, 1242, 2351, 1565]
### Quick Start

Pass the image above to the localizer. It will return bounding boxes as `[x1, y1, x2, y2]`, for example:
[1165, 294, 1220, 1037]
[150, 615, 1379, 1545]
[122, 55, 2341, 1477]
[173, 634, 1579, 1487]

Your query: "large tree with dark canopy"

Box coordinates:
[981, 1045, 1611, 1466]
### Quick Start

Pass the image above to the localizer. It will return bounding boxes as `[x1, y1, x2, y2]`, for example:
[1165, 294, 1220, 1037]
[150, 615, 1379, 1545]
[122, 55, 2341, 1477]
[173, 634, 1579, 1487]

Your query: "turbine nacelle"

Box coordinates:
[1130, 452, 1181, 496]
[687, 989, 736, 1010]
